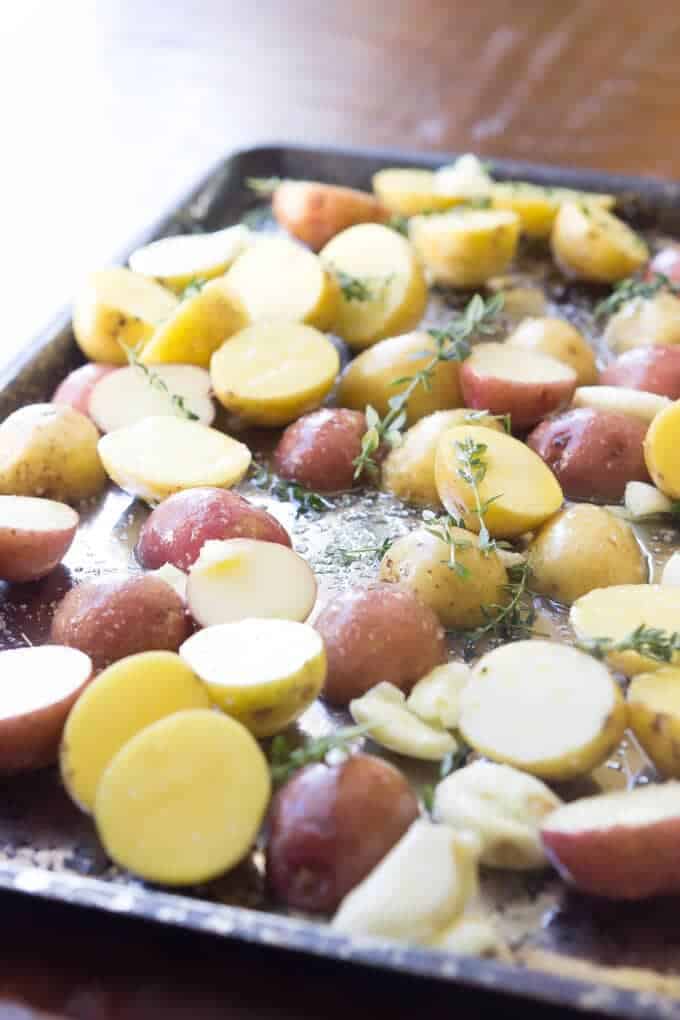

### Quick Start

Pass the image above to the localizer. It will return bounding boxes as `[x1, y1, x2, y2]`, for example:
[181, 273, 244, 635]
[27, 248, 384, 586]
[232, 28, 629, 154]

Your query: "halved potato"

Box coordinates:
[0, 496, 78, 583]
[128, 225, 251, 292]
[409, 208, 520, 288]
[433, 154, 493, 201]
[349, 682, 457, 761]
[491, 182, 614, 240]
[505, 317, 598, 386]
[88, 364, 215, 432]
[643, 399, 680, 498]
[372, 168, 460, 217]
[603, 293, 680, 353]
[406, 662, 471, 730]
[627, 668, 680, 779]
[572, 385, 670, 424]
[551, 203, 648, 283]
[272, 180, 388, 250]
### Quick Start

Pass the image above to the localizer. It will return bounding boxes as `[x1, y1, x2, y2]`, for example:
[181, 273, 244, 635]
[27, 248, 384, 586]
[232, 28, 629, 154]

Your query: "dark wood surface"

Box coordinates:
[3, 1, 680, 1016]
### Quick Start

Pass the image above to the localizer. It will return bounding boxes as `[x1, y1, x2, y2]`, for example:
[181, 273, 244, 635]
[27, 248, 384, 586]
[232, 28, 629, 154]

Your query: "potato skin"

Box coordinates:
[136, 488, 291, 571]
[601, 346, 680, 400]
[272, 181, 388, 252]
[529, 505, 647, 605]
[266, 754, 419, 912]
[627, 668, 680, 779]
[52, 363, 117, 417]
[527, 408, 650, 502]
[50, 576, 191, 670]
[274, 409, 367, 492]
[0, 508, 78, 583]
[315, 584, 448, 706]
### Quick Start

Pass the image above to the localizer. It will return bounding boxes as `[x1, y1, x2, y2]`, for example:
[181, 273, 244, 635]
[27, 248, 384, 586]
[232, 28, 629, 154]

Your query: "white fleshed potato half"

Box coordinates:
[128, 225, 251, 291]
[571, 385, 671, 423]
[349, 682, 457, 761]
[88, 364, 215, 432]
[604, 292, 680, 353]
[406, 662, 471, 729]
[624, 481, 673, 519]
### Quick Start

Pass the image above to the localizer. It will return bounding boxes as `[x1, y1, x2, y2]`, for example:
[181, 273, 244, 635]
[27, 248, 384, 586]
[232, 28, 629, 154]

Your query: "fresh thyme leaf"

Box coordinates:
[246, 176, 283, 196]
[421, 784, 435, 813]
[425, 515, 474, 578]
[118, 343, 199, 421]
[249, 464, 334, 516]
[387, 214, 410, 236]
[336, 536, 395, 566]
[335, 269, 374, 302]
[453, 437, 501, 555]
[595, 273, 680, 320]
[468, 561, 535, 643]
[269, 725, 372, 786]
[463, 409, 512, 434]
[179, 276, 207, 301]
[577, 623, 680, 665]
[440, 741, 470, 778]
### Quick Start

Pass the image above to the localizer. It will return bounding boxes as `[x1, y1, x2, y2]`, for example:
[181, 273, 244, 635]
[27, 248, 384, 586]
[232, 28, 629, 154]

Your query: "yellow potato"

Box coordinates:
[210, 321, 339, 426]
[604, 292, 680, 353]
[458, 640, 626, 780]
[434, 425, 563, 539]
[409, 208, 520, 288]
[139, 278, 248, 367]
[433, 155, 494, 201]
[179, 618, 325, 737]
[491, 182, 614, 240]
[94, 709, 270, 885]
[570, 584, 680, 675]
[551, 203, 648, 283]
[98, 415, 251, 504]
[372, 168, 460, 216]
[529, 505, 647, 606]
[320, 224, 427, 349]
[72, 268, 179, 364]
[128, 225, 251, 292]
[379, 526, 508, 629]
[349, 682, 457, 761]
[505, 317, 598, 386]
[60, 651, 212, 812]
[643, 400, 680, 498]
[0, 404, 106, 502]
[627, 668, 680, 778]
[225, 237, 339, 329]
[406, 662, 471, 729]
[337, 332, 463, 427]
[488, 283, 547, 323]
[382, 409, 504, 507]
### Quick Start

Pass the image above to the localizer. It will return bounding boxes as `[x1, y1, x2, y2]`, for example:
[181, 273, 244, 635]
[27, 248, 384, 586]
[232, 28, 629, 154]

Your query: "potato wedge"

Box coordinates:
[406, 662, 471, 730]
[372, 168, 460, 217]
[0, 496, 78, 583]
[409, 208, 520, 288]
[88, 364, 215, 432]
[624, 480, 673, 520]
[128, 225, 251, 292]
[210, 321, 339, 426]
[458, 640, 626, 780]
[627, 668, 680, 779]
[349, 682, 457, 761]
[603, 293, 680, 353]
[643, 399, 680, 498]
[52, 363, 116, 417]
[551, 203, 648, 283]
[272, 180, 388, 251]
[491, 182, 614, 240]
[505, 317, 598, 386]
[572, 385, 670, 424]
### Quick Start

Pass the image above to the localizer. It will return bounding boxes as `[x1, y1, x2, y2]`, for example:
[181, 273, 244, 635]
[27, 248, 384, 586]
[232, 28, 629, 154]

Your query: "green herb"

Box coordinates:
[453, 436, 501, 554]
[440, 741, 470, 778]
[424, 515, 473, 579]
[595, 273, 680, 320]
[463, 409, 512, 433]
[353, 293, 504, 480]
[249, 464, 334, 516]
[465, 196, 492, 209]
[269, 725, 371, 786]
[387, 214, 409, 236]
[179, 276, 207, 301]
[469, 561, 535, 643]
[334, 269, 375, 302]
[421, 785, 435, 813]
[246, 176, 283, 196]
[118, 343, 199, 421]
[578, 623, 680, 665]
[336, 537, 394, 566]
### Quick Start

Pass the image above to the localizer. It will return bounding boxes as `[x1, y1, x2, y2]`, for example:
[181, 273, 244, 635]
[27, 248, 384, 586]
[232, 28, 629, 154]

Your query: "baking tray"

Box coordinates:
[2, 143, 680, 1020]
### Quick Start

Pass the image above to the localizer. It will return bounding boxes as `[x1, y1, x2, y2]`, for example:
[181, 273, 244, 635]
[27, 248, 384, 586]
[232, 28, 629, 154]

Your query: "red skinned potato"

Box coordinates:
[541, 783, 680, 900]
[272, 180, 388, 251]
[460, 343, 577, 431]
[600, 346, 680, 400]
[52, 363, 116, 417]
[274, 408, 367, 492]
[0, 646, 92, 774]
[136, 488, 291, 571]
[267, 754, 419, 912]
[527, 408, 650, 502]
[50, 575, 191, 670]
[315, 584, 447, 706]
[0, 496, 78, 582]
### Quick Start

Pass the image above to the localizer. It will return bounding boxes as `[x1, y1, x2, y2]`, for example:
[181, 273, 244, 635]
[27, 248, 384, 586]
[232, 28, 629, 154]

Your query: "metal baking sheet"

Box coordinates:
[2, 143, 680, 1019]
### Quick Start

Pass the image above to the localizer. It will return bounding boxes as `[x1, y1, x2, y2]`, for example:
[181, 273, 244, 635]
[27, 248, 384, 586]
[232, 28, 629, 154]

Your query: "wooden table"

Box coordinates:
[2, 0, 680, 1015]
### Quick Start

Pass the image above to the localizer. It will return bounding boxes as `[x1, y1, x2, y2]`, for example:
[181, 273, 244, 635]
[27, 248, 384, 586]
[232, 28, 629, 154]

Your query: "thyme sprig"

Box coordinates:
[578, 624, 680, 664]
[249, 464, 334, 516]
[463, 409, 512, 434]
[469, 561, 536, 643]
[454, 436, 501, 554]
[595, 273, 680, 320]
[246, 176, 283, 196]
[424, 515, 472, 579]
[269, 725, 371, 786]
[118, 343, 199, 421]
[179, 276, 207, 301]
[334, 269, 375, 302]
[336, 537, 394, 565]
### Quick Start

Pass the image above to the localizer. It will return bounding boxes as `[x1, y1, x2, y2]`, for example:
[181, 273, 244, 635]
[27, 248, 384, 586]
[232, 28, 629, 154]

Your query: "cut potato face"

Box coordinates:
[571, 385, 671, 424]
[406, 662, 471, 730]
[643, 399, 680, 498]
[52, 363, 117, 417]
[603, 293, 680, 353]
[88, 364, 214, 433]
[128, 225, 251, 292]
[349, 682, 458, 761]
[627, 668, 680, 779]
[458, 640, 626, 780]
[72, 268, 179, 364]
[210, 321, 339, 426]
[505, 317, 598, 386]
[94, 709, 271, 886]
[98, 415, 251, 504]
[551, 203, 648, 283]
[0, 495, 78, 583]
[320, 224, 428, 349]
[491, 182, 614, 240]
[435, 425, 563, 538]
[409, 208, 520, 288]
[372, 168, 460, 217]
[179, 619, 325, 737]
[60, 650, 212, 812]
[225, 237, 339, 329]
[186, 539, 317, 627]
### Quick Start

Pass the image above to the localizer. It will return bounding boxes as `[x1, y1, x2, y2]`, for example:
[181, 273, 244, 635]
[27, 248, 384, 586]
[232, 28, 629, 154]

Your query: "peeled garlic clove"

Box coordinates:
[350, 682, 457, 760]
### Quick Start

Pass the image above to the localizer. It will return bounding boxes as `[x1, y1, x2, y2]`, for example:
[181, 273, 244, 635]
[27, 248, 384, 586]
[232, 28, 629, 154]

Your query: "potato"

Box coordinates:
[88, 364, 215, 433]
[624, 479, 673, 519]
[491, 182, 614, 240]
[60, 651, 212, 812]
[409, 208, 520, 288]
[320, 224, 427, 349]
[180, 618, 325, 736]
[435, 425, 563, 538]
[225, 237, 339, 329]
[489, 283, 548, 324]
[52, 363, 116, 416]
[0, 496, 78, 583]
[272, 180, 388, 251]
[570, 584, 680, 675]
[98, 415, 251, 503]
[571, 385, 670, 424]
[381, 409, 503, 507]
[551, 203, 649, 283]
[337, 331, 463, 425]
[527, 408, 650, 502]
[540, 783, 680, 899]
[315, 584, 447, 707]
[406, 662, 471, 729]
[505, 317, 598, 386]
[603, 293, 680, 353]
[50, 575, 191, 670]
[643, 399, 680, 498]
[210, 321, 339, 427]
[136, 488, 290, 571]
[72, 267, 179, 364]
[649, 246, 680, 283]
[459, 342, 577, 430]
[0, 404, 107, 503]
[128, 224, 251, 292]
[627, 668, 680, 779]
[430, 914, 503, 957]
[267, 754, 419, 913]
[379, 526, 508, 629]
[528, 505, 647, 605]
[458, 640, 626, 780]
[186, 538, 317, 627]
[372, 168, 460, 217]
[434, 761, 561, 870]
[349, 683, 457, 760]
[601, 346, 680, 398]
[433, 154, 494, 200]
[139, 278, 249, 367]
[0, 646, 92, 775]
[274, 408, 367, 492]
[94, 709, 270, 885]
